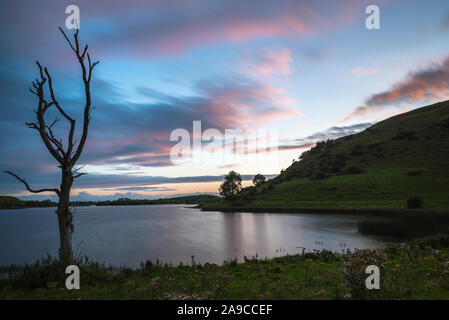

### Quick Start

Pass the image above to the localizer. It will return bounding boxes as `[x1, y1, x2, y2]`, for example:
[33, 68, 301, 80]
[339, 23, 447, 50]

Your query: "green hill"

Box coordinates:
[204, 100, 449, 211]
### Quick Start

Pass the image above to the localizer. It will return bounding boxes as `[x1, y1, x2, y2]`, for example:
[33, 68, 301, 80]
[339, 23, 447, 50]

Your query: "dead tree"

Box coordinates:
[4, 28, 99, 262]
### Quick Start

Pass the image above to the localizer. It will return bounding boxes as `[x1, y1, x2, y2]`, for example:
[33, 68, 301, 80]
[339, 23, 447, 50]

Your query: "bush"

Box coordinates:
[341, 249, 386, 299]
[407, 195, 423, 209]
[1, 254, 110, 289]
[342, 166, 365, 175]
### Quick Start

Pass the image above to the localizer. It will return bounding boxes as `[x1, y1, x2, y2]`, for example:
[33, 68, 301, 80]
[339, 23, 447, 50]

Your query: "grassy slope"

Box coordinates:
[204, 100, 449, 210]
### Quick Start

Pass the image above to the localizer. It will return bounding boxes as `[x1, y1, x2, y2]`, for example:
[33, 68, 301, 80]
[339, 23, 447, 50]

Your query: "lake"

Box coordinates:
[0, 205, 394, 267]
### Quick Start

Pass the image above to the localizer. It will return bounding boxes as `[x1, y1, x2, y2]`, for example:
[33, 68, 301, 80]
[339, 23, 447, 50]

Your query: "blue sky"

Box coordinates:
[1, 0, 449, 200]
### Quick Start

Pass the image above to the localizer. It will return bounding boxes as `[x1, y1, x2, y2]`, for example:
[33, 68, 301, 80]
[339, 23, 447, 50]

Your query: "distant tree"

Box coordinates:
[4, 28, 99, 262]
[253, 174, 266, 186]
[219, 171, 242, 200]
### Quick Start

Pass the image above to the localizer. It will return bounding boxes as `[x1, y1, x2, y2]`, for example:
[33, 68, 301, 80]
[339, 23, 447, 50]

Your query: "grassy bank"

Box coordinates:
[201, 168, 449, 211]
[2, 233, 449, 300]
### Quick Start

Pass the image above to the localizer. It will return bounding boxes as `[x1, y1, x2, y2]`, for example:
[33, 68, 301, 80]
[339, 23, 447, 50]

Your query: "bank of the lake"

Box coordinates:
[2, 231, 449, 299]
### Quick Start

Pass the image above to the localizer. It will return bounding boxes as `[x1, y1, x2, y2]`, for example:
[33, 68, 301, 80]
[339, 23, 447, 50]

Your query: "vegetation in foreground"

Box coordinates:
[2, 232, 449, 300]
[204, 100, 449, 211]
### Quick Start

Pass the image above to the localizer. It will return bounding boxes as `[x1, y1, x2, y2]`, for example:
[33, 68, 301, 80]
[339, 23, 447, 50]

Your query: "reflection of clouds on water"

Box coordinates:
[0, 206, 394, 267]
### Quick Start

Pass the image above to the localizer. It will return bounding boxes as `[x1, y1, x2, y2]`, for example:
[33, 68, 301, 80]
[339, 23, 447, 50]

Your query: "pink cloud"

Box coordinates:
[255, 48, 292, 77]
[89, 0, 374, 58]
[343, 55, 449, 122]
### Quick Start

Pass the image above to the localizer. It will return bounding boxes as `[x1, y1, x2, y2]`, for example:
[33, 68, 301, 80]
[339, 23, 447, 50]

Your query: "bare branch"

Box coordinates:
[72, 165, 87, 179]
[4, 171, 60, 195]
[58, 27, 76, 53]
[29, 62, 64, 164]
[72, 172, 87, 179]
[81, 45, 88, 60]
[44, 124, 66, 158]
[43, 67, 76, 158]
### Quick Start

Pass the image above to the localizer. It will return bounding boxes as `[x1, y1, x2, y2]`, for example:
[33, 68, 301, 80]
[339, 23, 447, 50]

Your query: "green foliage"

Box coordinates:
[407, 195, 423, 209]
[0, 254, 110, 289]
[219, 171, 242, 200]
[341, 249, 386, 299]
[253, 174, 266, 186]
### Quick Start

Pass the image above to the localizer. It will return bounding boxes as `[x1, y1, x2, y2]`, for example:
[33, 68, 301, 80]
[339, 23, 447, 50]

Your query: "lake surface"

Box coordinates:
[0, 205, 394, 267]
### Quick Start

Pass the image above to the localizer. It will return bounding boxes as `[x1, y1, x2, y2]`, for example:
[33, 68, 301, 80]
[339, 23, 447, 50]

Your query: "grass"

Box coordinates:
[203, 168, 449, 210]
[203, 100, 449, 211]
[2, 232, 449, 300]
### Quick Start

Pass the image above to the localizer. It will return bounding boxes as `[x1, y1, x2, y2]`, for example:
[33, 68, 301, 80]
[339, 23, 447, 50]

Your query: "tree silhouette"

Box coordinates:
[219, 171, 242, 200]
[253, 174, 266, 186]
[4, 27, 99, 262]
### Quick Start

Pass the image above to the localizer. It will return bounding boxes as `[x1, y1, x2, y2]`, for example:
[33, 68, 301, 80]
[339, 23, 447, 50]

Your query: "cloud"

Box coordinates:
[78, 75, 301, 168]
[0, 170, 276, 195]
[17, 190, 223, 202]
[254, 48, 292, 77]
[351, 66, 377, 77]
[278, 122, 373, 150]
[0, 0, 370, 61]
[343, 55, 449, 122]
[114, 186, 176, 191]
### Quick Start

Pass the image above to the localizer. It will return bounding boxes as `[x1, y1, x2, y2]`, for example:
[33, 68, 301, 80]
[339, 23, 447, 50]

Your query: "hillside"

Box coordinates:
[203, 100, 449, 211]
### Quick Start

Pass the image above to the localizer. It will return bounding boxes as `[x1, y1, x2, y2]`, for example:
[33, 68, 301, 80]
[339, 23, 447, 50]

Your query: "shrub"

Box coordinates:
[341, 249, 386, 299]
[252, 174, 266, 186]
[1, 254, 109, 289]
[407, 195, 423, 209]
[342, 166, 365, 175]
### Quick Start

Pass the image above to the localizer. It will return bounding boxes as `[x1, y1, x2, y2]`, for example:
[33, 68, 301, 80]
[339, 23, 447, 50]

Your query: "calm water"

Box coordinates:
[0, 205, 393, 267]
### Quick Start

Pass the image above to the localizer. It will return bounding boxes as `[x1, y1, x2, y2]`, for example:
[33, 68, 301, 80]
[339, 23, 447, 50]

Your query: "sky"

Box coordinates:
[0, 0, 449, 201]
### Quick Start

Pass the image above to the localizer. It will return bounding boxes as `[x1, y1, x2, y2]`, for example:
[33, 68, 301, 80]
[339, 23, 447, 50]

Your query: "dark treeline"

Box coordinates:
[0, 195, 220, 209]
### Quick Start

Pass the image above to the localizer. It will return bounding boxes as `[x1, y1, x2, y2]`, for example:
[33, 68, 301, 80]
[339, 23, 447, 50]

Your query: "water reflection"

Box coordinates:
[0, 205, 394, 267]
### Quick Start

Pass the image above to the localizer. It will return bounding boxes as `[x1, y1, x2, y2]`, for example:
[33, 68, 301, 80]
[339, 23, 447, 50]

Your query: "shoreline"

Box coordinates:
[2, 236, 449, 299]
[199, 206, 449, 216]
[4, 203, 449, 217]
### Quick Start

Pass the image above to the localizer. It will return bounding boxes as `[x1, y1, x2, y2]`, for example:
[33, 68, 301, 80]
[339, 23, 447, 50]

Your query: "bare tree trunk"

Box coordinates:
[56, 171, 74, 262]
[4, 28, 98, 263]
